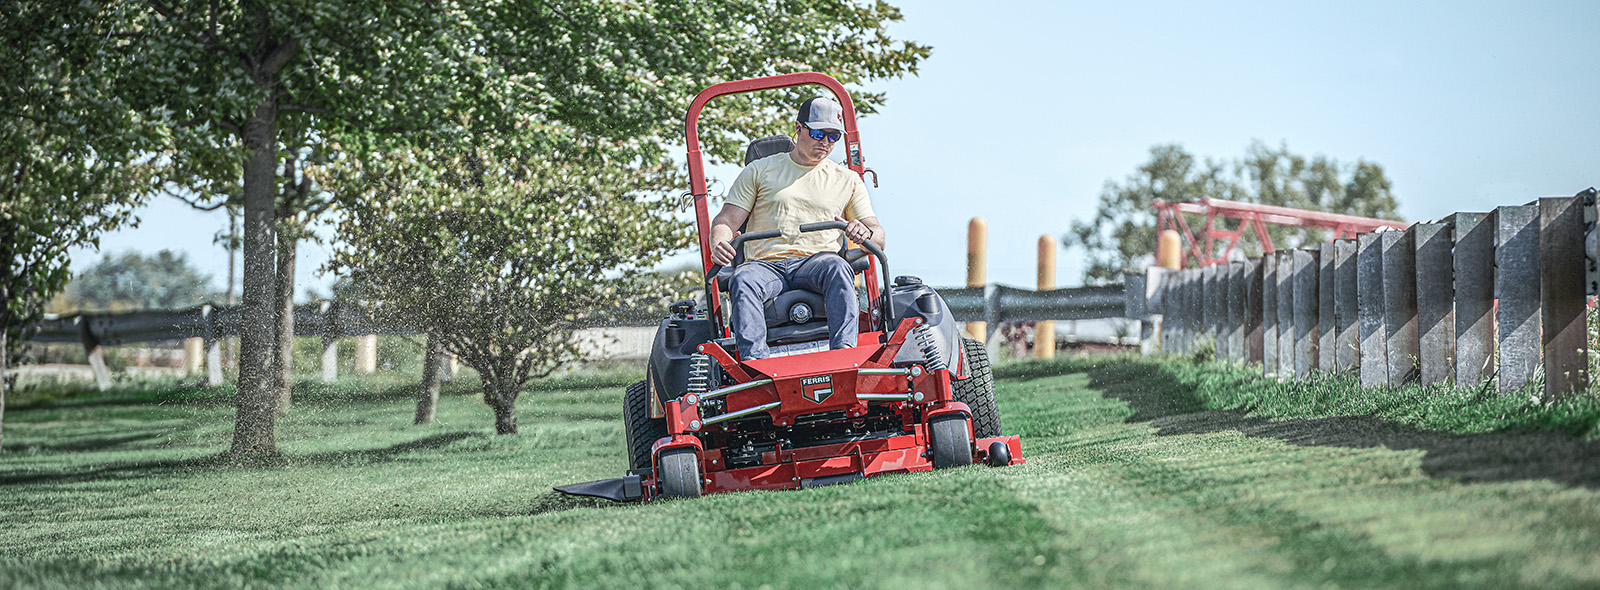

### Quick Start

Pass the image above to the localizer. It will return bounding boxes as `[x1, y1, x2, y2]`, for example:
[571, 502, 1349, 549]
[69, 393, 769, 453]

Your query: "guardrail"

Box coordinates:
[21, 280, 1150, 389]
[1151, 188, 1597, 402]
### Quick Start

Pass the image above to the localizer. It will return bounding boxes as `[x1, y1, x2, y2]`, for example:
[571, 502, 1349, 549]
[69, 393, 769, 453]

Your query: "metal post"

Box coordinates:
[1382, 229, 1419, 386]
[1334, 239, 1359, 375]
[1453, 212, 1495, 385]
[1318, 243, 1335, 371]
[320, 301, 339, 383]
[1541, 195, 1588, 399]
[1497, 205, 1540, 394]
[202, 304, 222, 387]
[1245, 258, 1263, 364]
[1413, 223, 1455, 386]
[1293, 248, 1318, 378]
[1227, 262, 1245, 362]
[1262, 256, 1278, 374]
[1357, 232, 1386, 388]
[1276, 252, 1293, 378]
[76, 317, 111, 391]
[1185, 268, 1202, 354]
[86, 346, 111, 391]
[1202, 265, 1218, 353]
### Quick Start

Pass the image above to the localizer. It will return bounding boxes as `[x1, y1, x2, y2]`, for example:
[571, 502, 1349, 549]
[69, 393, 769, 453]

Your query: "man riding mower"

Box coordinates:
[556, 72, 1023, 502]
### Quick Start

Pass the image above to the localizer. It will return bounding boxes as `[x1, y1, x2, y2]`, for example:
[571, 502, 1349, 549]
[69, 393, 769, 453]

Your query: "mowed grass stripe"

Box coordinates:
[2, 358, 1599, 588]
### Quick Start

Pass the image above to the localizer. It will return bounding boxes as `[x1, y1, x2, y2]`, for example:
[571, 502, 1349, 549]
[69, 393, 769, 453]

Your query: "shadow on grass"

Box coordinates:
[525, 490, 612, 515]
[1079, 361, 1600, 490]
[16, 432, 169, 453]
[0, 432, 485, 487]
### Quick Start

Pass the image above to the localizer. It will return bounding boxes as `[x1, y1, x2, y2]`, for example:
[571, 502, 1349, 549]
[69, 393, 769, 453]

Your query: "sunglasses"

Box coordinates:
[804, 127, 843, 143]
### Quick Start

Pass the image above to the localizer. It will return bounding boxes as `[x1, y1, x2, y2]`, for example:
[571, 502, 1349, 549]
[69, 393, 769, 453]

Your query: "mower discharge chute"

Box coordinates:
[556, 72, 1023, 502]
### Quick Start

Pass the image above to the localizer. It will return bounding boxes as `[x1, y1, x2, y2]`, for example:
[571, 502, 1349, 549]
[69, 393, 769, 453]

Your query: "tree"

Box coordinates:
[1, 1, 156, 451]
[37, 0, 926, 456]
[322, 141, 691, 434]
[1068, 141, 1401, 283]
[64, 250, 215, 311]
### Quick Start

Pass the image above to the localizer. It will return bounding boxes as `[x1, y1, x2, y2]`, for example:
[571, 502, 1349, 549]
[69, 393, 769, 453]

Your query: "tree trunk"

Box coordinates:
[229, 93, 281, 458]
[415, 332, 443, 424]
[273, 231, 296, 415]
[480, 368, 519, 435]
[491, 395, 518, 435]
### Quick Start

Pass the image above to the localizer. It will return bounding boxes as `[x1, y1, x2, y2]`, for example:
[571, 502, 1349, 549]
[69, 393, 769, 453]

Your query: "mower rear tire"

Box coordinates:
[930, 415, 973, 469]
[623, 380, 665, 471]
[657, 448, 703, 498]
[952, 337, 1001, 438]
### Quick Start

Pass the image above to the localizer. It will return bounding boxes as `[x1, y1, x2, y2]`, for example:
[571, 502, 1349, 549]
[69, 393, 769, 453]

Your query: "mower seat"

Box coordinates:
[744, 135, 795, 165]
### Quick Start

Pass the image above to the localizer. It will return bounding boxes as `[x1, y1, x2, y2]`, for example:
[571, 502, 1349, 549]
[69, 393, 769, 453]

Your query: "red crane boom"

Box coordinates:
[1153, 197, 1408, 268]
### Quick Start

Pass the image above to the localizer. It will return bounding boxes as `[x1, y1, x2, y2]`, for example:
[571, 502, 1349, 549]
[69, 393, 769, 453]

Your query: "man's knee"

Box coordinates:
[814, 255, 854, 285]
[729, 266, 770, 298]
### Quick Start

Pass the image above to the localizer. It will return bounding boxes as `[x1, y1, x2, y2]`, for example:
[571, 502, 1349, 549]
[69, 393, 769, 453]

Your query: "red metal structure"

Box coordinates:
[1153, 197, 1410, 268]
[556, 73, 1022, 503]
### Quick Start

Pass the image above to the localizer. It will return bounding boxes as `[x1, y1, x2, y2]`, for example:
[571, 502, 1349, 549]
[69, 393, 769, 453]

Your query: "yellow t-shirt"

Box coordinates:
[725, 153, 875, 262]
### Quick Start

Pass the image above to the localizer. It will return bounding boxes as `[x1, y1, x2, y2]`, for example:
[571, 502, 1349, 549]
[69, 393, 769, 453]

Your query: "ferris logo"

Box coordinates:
[801, 375, 834, 404]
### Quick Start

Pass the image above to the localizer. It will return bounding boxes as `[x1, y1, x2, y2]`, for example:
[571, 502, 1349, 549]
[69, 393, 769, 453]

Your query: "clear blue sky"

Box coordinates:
[70, 0, 1600, 297]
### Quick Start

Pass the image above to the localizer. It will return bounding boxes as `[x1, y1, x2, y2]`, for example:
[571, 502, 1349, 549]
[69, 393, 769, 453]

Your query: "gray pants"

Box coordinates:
[728, 253, 858, 359]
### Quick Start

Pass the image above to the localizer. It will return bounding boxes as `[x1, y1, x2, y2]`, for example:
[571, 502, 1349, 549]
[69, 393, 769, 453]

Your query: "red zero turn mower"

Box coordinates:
[555, 73, 1024, 502]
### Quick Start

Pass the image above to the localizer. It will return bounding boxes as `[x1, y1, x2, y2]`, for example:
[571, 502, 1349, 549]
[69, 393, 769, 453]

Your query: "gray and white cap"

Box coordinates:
[796, 96, 845, 132]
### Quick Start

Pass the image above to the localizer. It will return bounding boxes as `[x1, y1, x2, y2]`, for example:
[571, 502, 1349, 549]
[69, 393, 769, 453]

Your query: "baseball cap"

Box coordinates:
[796, 97, 845, 132]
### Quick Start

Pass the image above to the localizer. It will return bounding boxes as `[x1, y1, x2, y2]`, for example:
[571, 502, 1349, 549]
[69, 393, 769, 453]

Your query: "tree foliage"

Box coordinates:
[0, 0, 163, 451]
[64, 250, 216, 312]
[321, 140, 692, 434]
[1068, 142, 1401, 283]
[13, 0, 928, 450]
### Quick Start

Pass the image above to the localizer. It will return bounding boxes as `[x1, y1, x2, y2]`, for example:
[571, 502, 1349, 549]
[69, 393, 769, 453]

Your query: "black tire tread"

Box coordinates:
[951, 337, 1001, 438]
[658, 448, 703, 498]
[930, 415, 973, 469]
[623, 380, 666, 471]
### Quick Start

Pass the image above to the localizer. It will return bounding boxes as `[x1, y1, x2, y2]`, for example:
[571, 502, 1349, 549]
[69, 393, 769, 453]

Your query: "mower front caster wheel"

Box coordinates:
[657, 448, 703, 498]
[930, 415, 974, 469]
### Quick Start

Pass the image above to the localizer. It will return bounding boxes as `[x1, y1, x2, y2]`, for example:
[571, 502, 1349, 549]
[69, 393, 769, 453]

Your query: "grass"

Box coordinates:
[3, 356, 1600, 588]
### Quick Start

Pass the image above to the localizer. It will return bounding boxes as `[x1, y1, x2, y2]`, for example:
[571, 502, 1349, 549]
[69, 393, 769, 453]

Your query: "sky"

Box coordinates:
[68, 0, 1600, 299]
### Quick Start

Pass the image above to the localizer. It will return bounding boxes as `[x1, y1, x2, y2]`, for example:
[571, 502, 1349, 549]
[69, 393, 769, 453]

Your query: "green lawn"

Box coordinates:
[3, 357, 1599, 589]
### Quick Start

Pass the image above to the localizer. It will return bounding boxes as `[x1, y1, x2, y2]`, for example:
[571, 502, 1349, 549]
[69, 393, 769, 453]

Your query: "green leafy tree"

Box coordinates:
[1068, 141, 1401, 283]
[1, 1, 157, 451]
[64, 250, 216, 312]
[35, 0, 926, 455]
[322, 141, 692, 434]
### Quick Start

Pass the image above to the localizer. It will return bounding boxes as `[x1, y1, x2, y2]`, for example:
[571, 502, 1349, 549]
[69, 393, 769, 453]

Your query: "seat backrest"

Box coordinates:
[743, 135, 795, 165]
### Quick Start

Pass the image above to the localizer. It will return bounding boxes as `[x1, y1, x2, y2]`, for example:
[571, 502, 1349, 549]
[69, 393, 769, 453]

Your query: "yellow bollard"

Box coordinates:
[966, 217, 987, 341]
[1157, 229, 1182, 269]
[1036, 235, 1057, 358]
[356, 334, 378, 373]
[183, 337, 205, 375]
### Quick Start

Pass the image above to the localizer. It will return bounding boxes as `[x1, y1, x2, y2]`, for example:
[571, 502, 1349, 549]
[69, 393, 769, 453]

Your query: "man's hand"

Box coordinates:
[710, 204, 751, 267]
[711, 233, 739, 266]
[836, 215, 873, 246]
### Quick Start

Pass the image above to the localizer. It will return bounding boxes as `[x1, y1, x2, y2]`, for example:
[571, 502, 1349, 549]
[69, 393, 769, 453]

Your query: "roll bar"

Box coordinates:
[684, 73, 879, 338]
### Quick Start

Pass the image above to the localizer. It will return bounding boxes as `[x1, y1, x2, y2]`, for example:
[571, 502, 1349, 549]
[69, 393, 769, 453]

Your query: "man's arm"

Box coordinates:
[710, 204, 751, 266]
